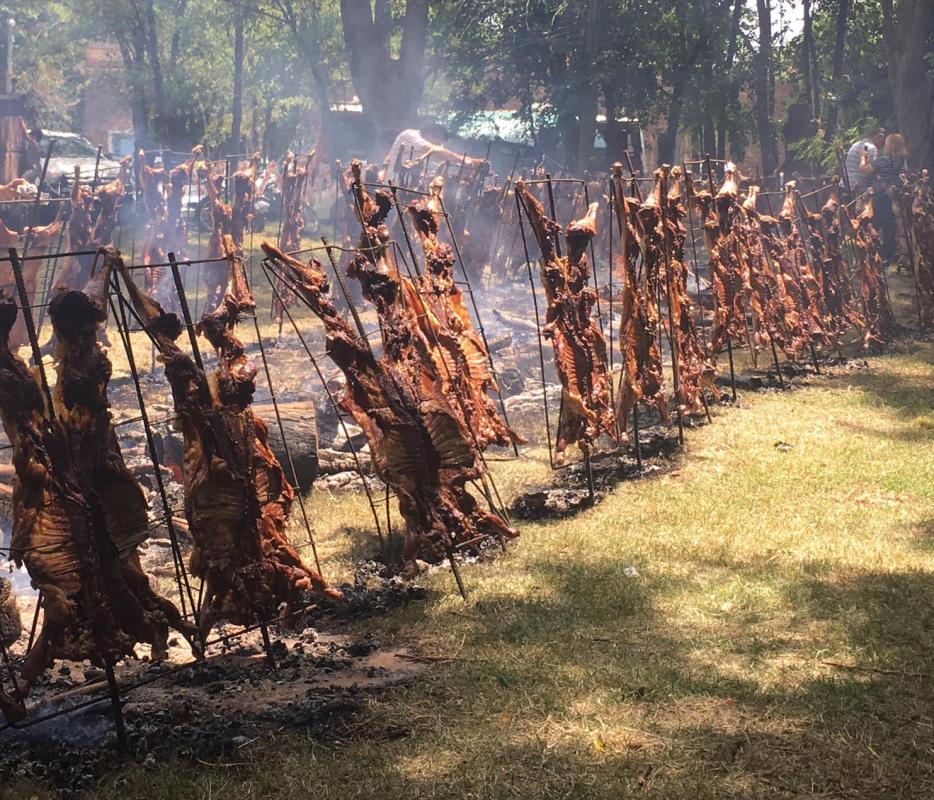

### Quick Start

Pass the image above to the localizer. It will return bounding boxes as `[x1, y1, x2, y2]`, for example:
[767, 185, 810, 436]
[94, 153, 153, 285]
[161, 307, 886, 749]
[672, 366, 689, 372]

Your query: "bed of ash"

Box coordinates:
[0, 566, 429, 797]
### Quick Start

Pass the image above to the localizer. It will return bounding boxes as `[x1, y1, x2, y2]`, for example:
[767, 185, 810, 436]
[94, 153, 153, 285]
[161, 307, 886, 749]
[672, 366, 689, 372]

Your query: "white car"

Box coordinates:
[31, 131, 124, 187]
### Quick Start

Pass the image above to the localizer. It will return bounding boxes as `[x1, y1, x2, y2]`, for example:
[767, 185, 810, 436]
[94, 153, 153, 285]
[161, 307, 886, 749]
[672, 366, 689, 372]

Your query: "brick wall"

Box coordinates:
[81, 43, 133, 153]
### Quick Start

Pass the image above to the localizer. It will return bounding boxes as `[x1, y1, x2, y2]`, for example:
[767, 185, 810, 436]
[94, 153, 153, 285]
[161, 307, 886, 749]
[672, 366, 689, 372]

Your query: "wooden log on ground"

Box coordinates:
[253, 398, 319, 492]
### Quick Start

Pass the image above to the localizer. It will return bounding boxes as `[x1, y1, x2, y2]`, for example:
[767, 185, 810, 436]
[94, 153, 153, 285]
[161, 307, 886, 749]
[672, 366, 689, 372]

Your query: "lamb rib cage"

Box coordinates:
[0, 251, 194, 723]
[114, 238, 339, 640]
[611, 166, 669, 431]
[515, 179, 616, 463]
[406, 183, 521, 450]
[261, 241, 518, 571]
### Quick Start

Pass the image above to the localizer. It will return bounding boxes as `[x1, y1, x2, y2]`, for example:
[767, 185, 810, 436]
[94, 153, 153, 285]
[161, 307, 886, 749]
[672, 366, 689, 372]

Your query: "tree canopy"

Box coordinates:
[3, 0, 931, 171]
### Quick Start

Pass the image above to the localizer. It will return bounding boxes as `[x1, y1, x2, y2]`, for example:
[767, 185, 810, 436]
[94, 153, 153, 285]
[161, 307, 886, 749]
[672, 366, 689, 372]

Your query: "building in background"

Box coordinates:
[81, 43, 133, 156]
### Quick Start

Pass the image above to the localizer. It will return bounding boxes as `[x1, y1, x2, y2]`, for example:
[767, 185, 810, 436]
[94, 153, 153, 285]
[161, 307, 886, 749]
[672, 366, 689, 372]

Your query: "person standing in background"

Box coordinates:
[382, 123, 483, 183]
[859, 132, 909, 267]
[843, 128, 885, 193]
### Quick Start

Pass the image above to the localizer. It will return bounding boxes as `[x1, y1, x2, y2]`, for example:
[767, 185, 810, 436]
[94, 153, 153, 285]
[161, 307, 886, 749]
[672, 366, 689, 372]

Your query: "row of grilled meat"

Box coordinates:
[0, 239, 338, 723]
[0, 159, 922, 724]
[263, 161, 519, 569]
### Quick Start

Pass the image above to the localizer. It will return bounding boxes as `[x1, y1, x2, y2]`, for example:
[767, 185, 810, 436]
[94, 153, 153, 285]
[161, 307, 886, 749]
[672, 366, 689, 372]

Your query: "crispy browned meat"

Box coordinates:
[697, 176, 746, 357]
[776, 182, 826, 346]
[903, 172, 934, 328]
[262, 242, 518, 569]
[0, 178, 31, 203]
[279, 154, 312, 253]
[271, 153, 313, 321]
[407, 194, 520, 448]
[663, 168, 715, 415]
[56, 159, 129, 306]
[231, 153, 260, 250]
[117, 238, 339, 639]
[197, 162, 233, 311]
[166, 147, 201, 258]
[846, 197, 897, 348]
[516, 180, 616, 462]
[612, 166, 668, 429]
[0, 255, 193, 722]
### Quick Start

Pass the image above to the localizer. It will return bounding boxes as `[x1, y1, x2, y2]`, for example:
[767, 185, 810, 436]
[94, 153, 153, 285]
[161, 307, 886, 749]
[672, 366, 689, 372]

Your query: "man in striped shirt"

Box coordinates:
[842, 128, 886, 193]
[859, 133, 910, 266]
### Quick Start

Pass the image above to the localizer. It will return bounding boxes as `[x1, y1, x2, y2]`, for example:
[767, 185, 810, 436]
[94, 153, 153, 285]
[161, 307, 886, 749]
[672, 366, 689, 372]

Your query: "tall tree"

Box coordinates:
[229, 8, 245, 153]
[754, 0, 778, 174]
[823, 0, 849, 141]
[575, 0, 600, 170]
[880, 0, 934, 169]
[339, 0, 429, 135]
[801, 0, 819, 118]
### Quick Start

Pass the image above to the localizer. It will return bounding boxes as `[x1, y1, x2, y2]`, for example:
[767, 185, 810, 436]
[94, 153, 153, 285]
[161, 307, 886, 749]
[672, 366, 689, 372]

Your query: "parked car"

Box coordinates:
[25, 131, 123, 191]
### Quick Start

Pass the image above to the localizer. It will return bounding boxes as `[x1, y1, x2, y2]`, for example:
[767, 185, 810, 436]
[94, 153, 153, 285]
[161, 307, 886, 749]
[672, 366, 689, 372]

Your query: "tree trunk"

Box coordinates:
[340, 0, 429, 137]
[574, 0, 600, 171]
[143, 0, 167, 142]
[229, 12, 245, 155]
[716, 0, 743, 161]
[881, 0, 933, 170]
[802, 0, 819, 118]
[113, 31, 152, 148]
[170, 0, 188, 61]
[755, 0, 779, 174]
[602, 88, 626, 165]
[658, 100, 682, 167]
[823, 0, 849, 141]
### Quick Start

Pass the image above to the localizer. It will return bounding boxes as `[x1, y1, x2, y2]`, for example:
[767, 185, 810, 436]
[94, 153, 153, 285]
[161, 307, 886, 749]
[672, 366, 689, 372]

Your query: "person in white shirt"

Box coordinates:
[842, 128, 885, 193]
[383, 124, 483, 182]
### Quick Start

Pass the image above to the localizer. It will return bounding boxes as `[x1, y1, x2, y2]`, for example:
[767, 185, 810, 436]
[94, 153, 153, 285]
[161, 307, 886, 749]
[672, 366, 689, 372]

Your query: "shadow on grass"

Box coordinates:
[838, 354, 934, 421]
[384, 552, 934, 797]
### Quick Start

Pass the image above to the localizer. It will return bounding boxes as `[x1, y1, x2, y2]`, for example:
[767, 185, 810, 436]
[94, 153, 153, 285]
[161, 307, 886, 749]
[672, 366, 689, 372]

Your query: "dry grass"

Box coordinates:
[33, 335, 924, 800]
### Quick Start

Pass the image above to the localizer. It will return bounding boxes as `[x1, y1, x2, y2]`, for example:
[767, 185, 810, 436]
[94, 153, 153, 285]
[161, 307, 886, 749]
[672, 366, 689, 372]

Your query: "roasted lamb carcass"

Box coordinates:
[817, 186, 864, 336]
[0, 214, 64, 348]
[406, 193, 521, 449]
[197, 161, 233, 311]
[262, 242, 518, 571]
[279, 154, 313, 253]
[696, 170, 747, 358]
[0, 178, 32, 203]
[57, 166, 97, 291]
[662, 168, 715, 415]
[162, 146, 201, 262]
[0, 257, 195, 723]
[116, 237, 339, 638]
[734, 188, 806, 360]
[776, 182, 826, 347]
[845, 196, 897, 348]
[231, 153, 261, 250]
[612, 165, 668, 429]
[91, 157, 132, 250]
[906, 172, 934, 329]
[138, 149, 171, 298]
[515, 180, 616, 463]
[271, 153, 315, 321]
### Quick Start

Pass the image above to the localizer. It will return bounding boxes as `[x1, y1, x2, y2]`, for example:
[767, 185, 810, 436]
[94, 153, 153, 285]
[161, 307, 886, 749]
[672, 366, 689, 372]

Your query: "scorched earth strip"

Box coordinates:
[116, 238, 339, 639]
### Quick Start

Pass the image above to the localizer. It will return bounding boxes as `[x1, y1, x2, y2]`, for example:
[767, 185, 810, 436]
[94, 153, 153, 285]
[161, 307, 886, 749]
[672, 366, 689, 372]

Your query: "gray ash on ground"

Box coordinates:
[511, 426, 681, 520]
[0, 568, 431, 798]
